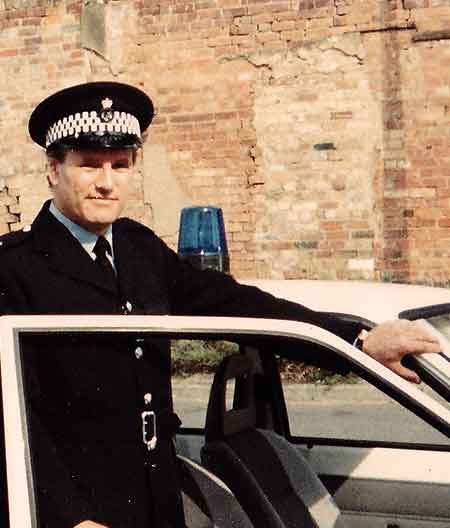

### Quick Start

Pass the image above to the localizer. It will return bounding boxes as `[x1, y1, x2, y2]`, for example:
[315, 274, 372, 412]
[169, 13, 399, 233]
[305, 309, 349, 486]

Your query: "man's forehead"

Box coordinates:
[65, 148, 134, 161]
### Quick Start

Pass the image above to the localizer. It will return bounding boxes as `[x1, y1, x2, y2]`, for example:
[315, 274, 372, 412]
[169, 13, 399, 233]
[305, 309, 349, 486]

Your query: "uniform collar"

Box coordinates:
[28, 200, 118, 295]
[49, 201, 114, 261]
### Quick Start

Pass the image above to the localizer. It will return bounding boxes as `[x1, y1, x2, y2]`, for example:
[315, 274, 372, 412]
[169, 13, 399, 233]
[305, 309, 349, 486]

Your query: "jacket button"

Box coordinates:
[134, 346, 144, 359]
[126, 301, 133, 312]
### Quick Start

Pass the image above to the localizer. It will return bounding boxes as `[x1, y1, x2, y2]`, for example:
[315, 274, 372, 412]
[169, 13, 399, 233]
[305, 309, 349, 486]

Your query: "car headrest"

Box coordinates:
[205, 354, 258, 442]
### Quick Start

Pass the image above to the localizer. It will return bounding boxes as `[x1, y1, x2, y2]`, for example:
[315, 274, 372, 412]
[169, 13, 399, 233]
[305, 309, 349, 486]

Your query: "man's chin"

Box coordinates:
[85, 206, 121, 221]
[81, 216, 119, 235]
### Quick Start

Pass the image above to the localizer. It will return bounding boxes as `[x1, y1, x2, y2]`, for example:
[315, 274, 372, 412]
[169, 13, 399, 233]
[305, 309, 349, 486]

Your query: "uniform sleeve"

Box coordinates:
[0, 270, 29, 315]
[0, 278, 14, 314]
[162, 242, 362, 344]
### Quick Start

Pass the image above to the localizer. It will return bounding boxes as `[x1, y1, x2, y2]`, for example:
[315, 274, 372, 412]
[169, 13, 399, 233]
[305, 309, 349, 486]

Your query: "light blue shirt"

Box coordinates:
[49, 201, 115, 269]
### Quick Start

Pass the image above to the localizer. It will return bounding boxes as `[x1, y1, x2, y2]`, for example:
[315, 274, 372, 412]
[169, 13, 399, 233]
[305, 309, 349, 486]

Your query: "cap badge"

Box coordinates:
[100, 97, 114, 123]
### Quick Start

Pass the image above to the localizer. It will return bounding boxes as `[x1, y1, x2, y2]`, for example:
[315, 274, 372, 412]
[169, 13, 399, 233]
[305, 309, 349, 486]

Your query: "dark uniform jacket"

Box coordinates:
[0, 201, 360, 528]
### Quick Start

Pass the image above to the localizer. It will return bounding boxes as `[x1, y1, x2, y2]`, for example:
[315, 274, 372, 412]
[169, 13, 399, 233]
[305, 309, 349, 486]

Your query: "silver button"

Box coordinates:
[134, 346, 144, 359]
[0, 241, 3, 247]
[144, 393, 152, 405]
[126, 301, 133, 312]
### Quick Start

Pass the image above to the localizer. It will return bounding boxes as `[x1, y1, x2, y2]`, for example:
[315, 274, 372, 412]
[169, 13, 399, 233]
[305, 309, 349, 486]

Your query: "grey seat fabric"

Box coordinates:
[178, 455, 253, 528]
[201, 354, 347, 528]
[182, 492, 215, 528]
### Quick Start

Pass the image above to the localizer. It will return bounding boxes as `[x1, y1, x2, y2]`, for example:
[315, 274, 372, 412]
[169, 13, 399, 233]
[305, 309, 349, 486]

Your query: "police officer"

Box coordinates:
[0, 82, 440, 528]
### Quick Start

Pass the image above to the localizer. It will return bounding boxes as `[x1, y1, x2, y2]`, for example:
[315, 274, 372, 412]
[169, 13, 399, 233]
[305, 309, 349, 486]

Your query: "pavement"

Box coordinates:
[171, 374, 422, 404]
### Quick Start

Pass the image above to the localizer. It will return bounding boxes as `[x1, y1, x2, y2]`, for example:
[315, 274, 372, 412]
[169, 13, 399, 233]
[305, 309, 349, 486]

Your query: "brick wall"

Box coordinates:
[1, 0, 450, 284]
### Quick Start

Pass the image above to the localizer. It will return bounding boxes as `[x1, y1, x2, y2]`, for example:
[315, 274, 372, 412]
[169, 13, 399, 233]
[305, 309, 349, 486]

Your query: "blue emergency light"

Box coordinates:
[177, 206, 230, 273]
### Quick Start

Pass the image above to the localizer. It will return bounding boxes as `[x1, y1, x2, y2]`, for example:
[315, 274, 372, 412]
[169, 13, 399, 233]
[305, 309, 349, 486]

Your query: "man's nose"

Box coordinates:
[96, 163, 113, 190]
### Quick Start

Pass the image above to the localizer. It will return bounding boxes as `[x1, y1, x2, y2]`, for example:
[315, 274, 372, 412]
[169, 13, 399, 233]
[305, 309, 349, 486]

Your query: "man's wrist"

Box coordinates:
[353, 329, 369, 351]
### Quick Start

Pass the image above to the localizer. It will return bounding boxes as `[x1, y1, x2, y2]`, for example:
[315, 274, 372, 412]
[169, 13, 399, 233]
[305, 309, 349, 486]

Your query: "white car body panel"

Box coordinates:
[243, 280, 450, 323]
[303, 445, 450, 483]
[301, 444, 450, 525]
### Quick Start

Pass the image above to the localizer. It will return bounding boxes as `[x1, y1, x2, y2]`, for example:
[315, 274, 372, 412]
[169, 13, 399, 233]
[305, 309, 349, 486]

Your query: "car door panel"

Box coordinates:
[297, 445, 450, 527]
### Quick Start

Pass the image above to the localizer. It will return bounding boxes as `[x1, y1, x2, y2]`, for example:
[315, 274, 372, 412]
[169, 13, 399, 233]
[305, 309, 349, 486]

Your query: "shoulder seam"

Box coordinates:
[0, 229, 32, 248]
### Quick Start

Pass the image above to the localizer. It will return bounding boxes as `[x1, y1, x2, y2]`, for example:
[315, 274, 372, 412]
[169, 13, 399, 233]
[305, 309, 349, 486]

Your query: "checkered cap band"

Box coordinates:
[45, 110, 141, 148]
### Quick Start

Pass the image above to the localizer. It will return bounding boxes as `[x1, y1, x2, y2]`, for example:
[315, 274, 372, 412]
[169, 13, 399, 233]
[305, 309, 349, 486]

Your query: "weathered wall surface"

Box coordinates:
[1, 0, 450, 283]
[250, 34, 381, 279]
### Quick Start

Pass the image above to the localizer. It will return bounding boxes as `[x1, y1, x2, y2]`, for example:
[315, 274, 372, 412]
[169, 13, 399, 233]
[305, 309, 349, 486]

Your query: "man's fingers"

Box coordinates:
[391, 361, 421, 384]
[410, 321, 442, 343]
[401, 339, 441, 355]
[362, 319, 441, 382]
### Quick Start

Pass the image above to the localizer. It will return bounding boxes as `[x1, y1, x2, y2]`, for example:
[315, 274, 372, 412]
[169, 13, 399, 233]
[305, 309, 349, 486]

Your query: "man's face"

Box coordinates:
[48, 148, 135, 235]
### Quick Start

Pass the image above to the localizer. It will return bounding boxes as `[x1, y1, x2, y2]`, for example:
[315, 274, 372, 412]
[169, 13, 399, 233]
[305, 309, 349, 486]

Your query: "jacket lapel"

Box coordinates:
[111, 222, 137, 303]
[113, 220, 170, 314]
[31, 202, 118, 295]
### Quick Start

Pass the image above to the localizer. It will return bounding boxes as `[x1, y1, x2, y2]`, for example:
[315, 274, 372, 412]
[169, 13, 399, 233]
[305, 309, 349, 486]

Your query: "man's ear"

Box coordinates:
[47, 157, 60, 188]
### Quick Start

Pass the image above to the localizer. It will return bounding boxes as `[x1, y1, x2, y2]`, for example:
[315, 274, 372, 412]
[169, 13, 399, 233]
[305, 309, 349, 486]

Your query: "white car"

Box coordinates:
[244, 279, 450, 323]
[1, 280, 450, 527]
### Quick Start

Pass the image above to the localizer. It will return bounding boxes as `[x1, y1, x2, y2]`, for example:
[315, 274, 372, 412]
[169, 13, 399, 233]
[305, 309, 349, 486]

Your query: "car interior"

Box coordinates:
[200, 350, 346, 528]
[176, 332, 450, 528]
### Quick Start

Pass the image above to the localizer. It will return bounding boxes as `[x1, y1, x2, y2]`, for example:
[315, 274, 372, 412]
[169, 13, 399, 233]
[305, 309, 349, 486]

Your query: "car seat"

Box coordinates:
[201, 353, 347, 528]
[178, 454, 253, 527]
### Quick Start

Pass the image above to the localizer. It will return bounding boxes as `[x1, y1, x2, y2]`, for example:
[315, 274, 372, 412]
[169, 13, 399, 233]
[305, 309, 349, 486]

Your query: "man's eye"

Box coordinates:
[81, 163, 101, 169]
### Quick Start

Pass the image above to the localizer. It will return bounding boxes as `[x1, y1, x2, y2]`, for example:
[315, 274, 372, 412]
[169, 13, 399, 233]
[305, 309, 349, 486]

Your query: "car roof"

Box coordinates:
[242, 280, 450, 324]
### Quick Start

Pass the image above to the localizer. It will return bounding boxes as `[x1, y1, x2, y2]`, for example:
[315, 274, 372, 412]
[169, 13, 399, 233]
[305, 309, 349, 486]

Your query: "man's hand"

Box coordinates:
[74, 522, 109, 528]
[362, 320, 441, 384]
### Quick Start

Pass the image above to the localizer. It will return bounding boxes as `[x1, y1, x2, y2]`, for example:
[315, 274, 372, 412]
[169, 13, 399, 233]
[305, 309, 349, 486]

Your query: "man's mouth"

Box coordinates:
[88, 196, 117, 201]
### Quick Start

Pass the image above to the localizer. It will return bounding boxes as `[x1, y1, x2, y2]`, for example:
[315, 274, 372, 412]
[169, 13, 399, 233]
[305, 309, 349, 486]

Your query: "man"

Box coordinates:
[0, 82, 440, 528]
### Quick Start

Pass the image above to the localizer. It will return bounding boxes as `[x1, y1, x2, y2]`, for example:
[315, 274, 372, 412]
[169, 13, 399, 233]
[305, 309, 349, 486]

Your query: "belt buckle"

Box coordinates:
[141, 410, 157, 451]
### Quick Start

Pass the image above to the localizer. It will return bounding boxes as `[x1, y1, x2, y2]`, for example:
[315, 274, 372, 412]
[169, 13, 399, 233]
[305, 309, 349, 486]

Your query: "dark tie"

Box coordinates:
[93, 236, 116, 287]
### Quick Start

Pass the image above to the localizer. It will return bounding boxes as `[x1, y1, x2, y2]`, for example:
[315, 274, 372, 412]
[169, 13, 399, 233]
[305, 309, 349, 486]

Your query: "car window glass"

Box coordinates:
[171, 337, 450, 447]
[171, 339, 238, 429]
[281, 359, 450, 446]
[427, 313, 450, 340]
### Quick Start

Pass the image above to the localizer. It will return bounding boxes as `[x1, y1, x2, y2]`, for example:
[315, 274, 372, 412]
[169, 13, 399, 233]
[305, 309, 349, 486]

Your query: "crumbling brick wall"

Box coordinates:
[1, 0, 450, 283]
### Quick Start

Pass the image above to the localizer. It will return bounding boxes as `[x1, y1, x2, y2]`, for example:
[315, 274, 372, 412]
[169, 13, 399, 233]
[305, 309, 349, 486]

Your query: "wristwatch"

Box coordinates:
[353, 329, 369, 351]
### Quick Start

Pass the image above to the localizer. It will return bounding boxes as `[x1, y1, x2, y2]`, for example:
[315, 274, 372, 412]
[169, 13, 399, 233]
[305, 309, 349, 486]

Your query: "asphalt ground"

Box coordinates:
[172, 375, 450, 445]
[172, 375, 416, 404]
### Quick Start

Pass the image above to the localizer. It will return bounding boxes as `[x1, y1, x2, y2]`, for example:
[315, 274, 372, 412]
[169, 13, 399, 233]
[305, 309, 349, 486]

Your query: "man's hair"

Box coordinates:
[46, 144, 67, 163]
[46, 145, 139, 164]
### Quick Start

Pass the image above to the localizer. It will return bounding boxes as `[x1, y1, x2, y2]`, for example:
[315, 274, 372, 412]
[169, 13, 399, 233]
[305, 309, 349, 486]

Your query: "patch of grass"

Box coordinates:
[278, 359, 359, 384]
[171, 340, 359, 384]
[171, 340, 239, 377]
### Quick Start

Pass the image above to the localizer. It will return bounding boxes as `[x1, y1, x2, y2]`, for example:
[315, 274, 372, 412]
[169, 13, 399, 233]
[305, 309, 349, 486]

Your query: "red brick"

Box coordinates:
[330, 111, 353, 120]
[22, 17, 42, 27]
[272, 20, 295, 31]
[230, 23, 257, 35]
[0, 49, 18, 58]
[256, 31, 280, 43]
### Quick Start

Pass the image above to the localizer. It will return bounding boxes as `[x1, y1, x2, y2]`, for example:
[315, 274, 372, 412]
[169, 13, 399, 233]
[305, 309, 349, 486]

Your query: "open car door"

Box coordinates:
[1, 314, 450, 527]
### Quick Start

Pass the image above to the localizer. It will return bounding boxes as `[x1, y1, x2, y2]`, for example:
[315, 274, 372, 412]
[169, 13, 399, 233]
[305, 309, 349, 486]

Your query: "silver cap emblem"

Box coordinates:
[100, 97, 114, 123]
